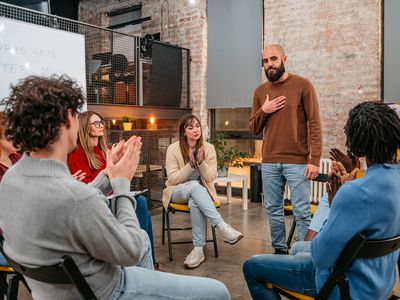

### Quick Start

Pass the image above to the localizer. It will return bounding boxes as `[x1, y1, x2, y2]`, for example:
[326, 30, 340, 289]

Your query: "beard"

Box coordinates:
[265, 59, 285, 82]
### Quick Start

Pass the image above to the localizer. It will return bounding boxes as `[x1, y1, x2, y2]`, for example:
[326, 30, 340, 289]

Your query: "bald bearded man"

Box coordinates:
[249, 44, 323, 254]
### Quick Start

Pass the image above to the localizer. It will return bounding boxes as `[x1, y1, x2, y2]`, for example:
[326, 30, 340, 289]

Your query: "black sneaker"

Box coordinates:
[274, 249, 289, 255]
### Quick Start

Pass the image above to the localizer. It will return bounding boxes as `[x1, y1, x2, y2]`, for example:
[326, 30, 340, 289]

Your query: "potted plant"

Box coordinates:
[208, 131, 250, 177]
[122, 115, 132, 131]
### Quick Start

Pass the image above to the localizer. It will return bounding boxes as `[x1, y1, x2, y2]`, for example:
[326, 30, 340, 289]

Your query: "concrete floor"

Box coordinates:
[152, 196, 272, 300]
[10, 195, 400, 299]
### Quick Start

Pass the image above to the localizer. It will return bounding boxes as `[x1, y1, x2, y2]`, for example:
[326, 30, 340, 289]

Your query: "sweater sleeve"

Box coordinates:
[88, 171, 112, 196]
[165, 145, 195, 185]
[71, 177, 143, 267]
[302, 81, 323, 166]
[197, 145, 218, 183]
[68, 147, 98, 184]
[249, 89, 269, 135]
[311, 183, 370, 269]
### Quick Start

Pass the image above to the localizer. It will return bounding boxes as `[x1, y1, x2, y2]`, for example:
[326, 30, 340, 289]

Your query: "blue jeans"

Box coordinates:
[290, 241, 311, 255]
[262, 163, 311, 251]
[135, 195, 156, 262]
[243, 245, 316, 299]
[112, 228, 228, 299]
[171, 181, 223, 247]
[112, 266, 230, 300]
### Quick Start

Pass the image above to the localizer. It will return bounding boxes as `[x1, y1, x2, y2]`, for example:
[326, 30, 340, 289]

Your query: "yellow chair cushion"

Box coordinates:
[266, 284, 396, 300]
[0, 265, 14, 273]
[284, 203, 318, 216]
[266, 283, 314, 300]
[169, 201, 220, 212]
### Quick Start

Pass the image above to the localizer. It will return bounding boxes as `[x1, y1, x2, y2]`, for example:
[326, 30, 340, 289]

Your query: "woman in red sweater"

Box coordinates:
[68, 111, 158, 267]
[69, 111, 108, 183]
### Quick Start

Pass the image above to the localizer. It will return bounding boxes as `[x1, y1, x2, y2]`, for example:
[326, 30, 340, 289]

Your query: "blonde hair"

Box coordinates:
[78, 111, 108, 170]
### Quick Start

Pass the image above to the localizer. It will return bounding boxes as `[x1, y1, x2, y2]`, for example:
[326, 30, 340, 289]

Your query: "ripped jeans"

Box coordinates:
[171, 181, 223, 247]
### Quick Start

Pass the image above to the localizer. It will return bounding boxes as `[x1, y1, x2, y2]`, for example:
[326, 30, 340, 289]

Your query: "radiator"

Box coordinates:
[284, 158, 332, 204]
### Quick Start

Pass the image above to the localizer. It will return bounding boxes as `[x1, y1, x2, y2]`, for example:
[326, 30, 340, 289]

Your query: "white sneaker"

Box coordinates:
[218, 222, 244, 245]
[183, 247, 205, 269]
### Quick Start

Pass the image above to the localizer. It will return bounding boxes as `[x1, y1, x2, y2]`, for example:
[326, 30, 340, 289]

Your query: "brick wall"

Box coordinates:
[141, 0, 209, 136]
[264, 0, 382, 156]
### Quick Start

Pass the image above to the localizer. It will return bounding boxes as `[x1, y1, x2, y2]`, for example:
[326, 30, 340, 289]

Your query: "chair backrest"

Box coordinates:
[1, 249, 97, 300]
[316, 233, 400, 300]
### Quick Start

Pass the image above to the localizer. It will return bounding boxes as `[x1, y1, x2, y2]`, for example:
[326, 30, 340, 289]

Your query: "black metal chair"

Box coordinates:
[161, 168, 219, 261]
[270, 233, 400, 300]
[0, 236, 29, 300]
[0, 264, 25, 300]
[4, 253, 97, 300]
[162, 201, 220, 261]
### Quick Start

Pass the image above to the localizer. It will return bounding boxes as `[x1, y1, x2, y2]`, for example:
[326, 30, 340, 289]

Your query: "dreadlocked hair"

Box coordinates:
[344, 101, 400, 164]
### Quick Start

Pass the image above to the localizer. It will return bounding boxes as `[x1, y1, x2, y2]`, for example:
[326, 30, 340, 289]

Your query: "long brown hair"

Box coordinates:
[78, 111, 108, 169]
[178, 113, 204, 164]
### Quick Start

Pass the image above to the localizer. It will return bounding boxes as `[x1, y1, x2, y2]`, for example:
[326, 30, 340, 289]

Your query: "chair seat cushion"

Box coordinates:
[169, 201, 220, 212]
[266, 283, 314, 300]
[0, 266, 14, 273]
[284, 203, 318, 216]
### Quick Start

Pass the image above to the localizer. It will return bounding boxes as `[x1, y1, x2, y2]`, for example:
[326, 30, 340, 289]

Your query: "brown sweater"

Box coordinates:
[249, 73, 322, 166]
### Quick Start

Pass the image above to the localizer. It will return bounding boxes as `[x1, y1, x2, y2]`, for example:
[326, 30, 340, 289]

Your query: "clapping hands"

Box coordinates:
[329, 148, 360, 173]
[72, 170, 86, 182]
[327, 161, 359, 205]
[106, 136, 142, 181]
[188, 146, 204, 168]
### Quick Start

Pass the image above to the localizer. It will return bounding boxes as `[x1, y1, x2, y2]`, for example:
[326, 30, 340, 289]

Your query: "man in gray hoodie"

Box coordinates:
[0, 75, 230, 300]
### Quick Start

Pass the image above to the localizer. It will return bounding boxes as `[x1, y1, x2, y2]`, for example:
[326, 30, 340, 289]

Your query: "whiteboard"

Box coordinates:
[0, 17, 86, 109]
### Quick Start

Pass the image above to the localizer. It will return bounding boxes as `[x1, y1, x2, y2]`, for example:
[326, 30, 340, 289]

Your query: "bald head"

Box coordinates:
[262, 44, 288, 82]
[263, 44, 285, 57]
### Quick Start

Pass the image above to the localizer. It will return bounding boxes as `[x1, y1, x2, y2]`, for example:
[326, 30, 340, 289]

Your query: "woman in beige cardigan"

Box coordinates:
[163, 114, 243, 269]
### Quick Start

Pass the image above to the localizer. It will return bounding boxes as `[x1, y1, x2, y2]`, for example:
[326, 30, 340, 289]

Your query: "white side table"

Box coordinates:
[214, 174, 248, 210]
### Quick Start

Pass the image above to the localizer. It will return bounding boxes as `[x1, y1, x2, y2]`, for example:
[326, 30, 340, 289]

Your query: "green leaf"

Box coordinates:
[207, 131, 250, 169]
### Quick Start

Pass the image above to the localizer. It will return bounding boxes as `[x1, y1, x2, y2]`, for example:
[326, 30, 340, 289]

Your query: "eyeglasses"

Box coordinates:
[90, 119, 106, 128]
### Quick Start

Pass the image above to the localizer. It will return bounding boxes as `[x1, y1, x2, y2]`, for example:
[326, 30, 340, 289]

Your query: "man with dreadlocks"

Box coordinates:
[243, 101, 400, 299]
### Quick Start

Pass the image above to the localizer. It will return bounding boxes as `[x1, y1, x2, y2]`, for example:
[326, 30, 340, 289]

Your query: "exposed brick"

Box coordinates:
[264, 0, 381, 156]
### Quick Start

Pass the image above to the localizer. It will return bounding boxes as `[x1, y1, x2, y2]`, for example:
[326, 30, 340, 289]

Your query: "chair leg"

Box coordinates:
[211, 225, 218, 258]
[166, 211, 173, 261]
[287, 218, 297, 248]
[7, 274, 20, 300]
[0, 273, 7, 300]
[21, 276, 31, 293]
[162, 208, 166, 245]
[338, 277, 350, 300]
